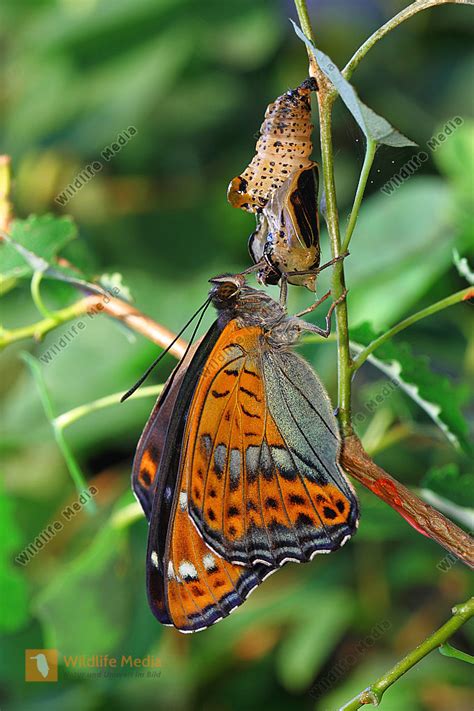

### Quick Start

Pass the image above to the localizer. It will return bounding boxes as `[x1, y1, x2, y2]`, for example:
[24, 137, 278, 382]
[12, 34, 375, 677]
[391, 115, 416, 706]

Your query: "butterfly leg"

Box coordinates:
[299, 289, 348, 338]
[295, 289, 331, 318]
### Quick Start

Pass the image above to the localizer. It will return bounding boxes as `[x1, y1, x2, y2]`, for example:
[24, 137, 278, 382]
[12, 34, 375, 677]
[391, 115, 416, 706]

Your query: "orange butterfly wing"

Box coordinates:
[184, 322, 359, 566]
[144, 322, 273, 632]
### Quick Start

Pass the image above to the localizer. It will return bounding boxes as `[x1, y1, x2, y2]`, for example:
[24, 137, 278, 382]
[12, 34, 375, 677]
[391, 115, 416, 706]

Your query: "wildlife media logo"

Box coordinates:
[25, 649, 58, 682]
[24, 649, 161, 681]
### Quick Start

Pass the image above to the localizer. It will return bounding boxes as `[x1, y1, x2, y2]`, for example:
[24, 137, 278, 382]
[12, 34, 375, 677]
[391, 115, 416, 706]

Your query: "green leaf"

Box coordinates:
[351, 323, 470, 452]
[340, 178, 457, 328]
[0, 480, 29, 632]
[422, 464, 474, 508]
[292, 22, 416, 147]
[99, 272, 134, 303]
[439, 642, 474, 665]
[2, 232, 133, 307]
[0, 214, 77, 285]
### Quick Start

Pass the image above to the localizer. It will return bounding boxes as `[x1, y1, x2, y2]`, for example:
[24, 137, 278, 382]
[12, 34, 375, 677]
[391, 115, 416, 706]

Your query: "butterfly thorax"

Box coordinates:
[210, 278, 305, 349]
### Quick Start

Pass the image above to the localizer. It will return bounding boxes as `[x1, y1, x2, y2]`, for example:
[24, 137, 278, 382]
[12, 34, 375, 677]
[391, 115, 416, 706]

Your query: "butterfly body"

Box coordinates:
[132, 276, 358, 632]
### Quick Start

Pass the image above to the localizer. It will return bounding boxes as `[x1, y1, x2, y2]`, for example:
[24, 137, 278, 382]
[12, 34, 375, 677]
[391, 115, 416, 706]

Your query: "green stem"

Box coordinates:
[55, 384, 163, 430]
[340, 597, 474, 710]
[20, 352, 95, 512]
[111, 501, 144, 530]
[294, 0, 315, 41]
[342, 0, 470, 82]
[320, 107, 353, 436]
[0, 299, 88, 348]
[352, 288, 472, 371]
[30, 270, 57, 320]
[439, 642, 474, 664]
[294, 0, 353, 437]
[342, 139, 377, 254]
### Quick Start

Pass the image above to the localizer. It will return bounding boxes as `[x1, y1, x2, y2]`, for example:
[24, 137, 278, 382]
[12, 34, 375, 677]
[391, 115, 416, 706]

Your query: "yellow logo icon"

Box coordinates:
[25, 649, 58, 682]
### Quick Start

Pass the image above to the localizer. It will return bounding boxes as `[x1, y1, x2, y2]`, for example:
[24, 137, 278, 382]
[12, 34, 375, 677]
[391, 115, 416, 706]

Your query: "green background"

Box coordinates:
[1, 1, 473, 709]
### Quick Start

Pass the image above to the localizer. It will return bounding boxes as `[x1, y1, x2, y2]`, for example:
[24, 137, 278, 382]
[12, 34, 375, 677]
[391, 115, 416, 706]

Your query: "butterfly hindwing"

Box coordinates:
[145, 322, 275, 632]
[186, 322, 359, 567]
[143, 327, 220, 625]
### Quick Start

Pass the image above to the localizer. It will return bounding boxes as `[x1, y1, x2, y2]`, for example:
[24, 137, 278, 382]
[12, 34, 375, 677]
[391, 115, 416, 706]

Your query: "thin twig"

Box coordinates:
[352, 287, 473, 371]
[340, 596, 474, 709]
[341, 435, 474, 568]
[55, 384, 163, 430]
[0, 293, 188, 359]
[21, 352, 96, 512]
[342, 138, 377, 254]
[342, 0, 471, 83]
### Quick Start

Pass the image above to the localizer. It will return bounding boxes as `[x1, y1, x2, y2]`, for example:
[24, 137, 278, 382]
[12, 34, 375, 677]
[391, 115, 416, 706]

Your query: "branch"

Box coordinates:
[55, 384, 163, 429]
[352, 287, 473, 371]
[21, 352, 96, 512]
[0, 293, 188, 359]
[341, 138, 377, 254]
[341, 435, 474, 568]
[342, 0, 471, 82]
[340, 596, 474, 709]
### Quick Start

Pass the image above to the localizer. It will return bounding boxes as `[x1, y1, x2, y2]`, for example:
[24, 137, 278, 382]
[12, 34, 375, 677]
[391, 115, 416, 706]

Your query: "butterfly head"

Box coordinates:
[209, 274, 285, 327]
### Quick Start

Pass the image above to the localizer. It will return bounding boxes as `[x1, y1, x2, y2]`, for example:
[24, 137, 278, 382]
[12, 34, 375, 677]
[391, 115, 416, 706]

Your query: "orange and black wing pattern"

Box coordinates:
[184, 321, 359, 567]
[138, 285, 358, 633]
[144, 322, 273, 632]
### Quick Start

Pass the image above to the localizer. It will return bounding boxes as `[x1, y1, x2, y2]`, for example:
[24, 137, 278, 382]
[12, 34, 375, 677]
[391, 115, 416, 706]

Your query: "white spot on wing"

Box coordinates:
[167, 561, 176, 579]
[271, 447, 294, 474]
[179, 491, 188, 511]
[151, 551, 159, 568]
[203, 553, 216, 571]
[179, 561, 198, 579]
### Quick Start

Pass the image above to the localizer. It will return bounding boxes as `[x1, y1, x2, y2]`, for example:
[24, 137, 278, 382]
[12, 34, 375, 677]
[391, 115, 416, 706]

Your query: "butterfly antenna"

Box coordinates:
[120, 297, 212, 402]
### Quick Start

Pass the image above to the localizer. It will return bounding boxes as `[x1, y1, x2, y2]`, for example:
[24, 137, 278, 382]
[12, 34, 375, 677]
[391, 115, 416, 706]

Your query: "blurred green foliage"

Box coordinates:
[1, 1, 473, 710]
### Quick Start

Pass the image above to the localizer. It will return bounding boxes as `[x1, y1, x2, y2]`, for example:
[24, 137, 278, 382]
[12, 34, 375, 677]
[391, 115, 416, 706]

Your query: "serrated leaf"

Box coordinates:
[351, 323, 470, 452]
[292, 22, 416, 147]
[3, 233, 117, 303]
[0, 214, 77, 284]
[98, 272, 133, 303]
[422, 464, 474, 508]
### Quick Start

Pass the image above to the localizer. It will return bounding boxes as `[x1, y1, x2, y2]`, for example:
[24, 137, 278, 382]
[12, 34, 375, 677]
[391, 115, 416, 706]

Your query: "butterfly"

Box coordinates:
[131, 275, 359, 633]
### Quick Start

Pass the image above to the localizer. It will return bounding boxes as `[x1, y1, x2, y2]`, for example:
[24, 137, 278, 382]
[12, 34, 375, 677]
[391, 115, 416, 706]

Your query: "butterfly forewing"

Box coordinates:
[185, 321, 359, 567]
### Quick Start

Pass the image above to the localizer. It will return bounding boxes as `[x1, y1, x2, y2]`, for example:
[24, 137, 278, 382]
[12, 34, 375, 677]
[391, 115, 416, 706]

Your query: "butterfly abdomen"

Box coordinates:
[227, 79, 317, 213]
